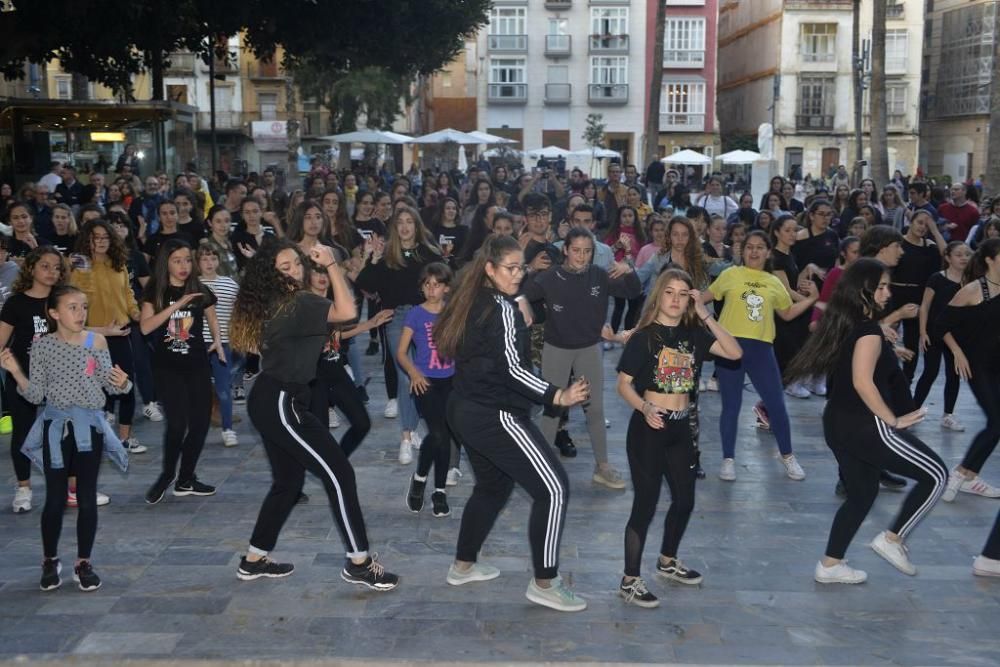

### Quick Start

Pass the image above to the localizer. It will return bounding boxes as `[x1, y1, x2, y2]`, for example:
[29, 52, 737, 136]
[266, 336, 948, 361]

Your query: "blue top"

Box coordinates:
[403, 305, 454, 379]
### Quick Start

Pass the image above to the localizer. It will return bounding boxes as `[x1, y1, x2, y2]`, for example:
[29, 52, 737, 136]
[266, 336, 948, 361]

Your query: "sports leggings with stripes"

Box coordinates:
[247, 374, 369, 559]
[448, 394, 569, 580]
[822, 404, 947, 559]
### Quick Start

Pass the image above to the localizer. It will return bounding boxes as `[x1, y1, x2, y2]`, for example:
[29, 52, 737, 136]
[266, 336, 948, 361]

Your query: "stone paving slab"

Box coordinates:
[2, 350, 999, 665]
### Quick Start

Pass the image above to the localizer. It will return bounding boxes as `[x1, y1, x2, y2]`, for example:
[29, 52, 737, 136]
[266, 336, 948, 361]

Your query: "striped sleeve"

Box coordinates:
[493, 295, 558, 405]
[201, 277, 240, 343]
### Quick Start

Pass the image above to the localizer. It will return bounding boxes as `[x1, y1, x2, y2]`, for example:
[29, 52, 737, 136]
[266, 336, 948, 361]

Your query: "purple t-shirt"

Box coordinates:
[403, 305, 454, 378]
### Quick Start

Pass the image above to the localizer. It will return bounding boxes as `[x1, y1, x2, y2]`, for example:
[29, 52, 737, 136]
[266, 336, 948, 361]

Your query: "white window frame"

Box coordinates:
[258, 92, 278, 121]
[489, 7, 526, 35]
[886, 29, 908, 73]
[801, 23, 837, 63]
[54, 76, 72, 100]
[548, 18, 568, 35]
[591, 7, 628, 36]
[664, 17, 706, 67]
[798, 74, 835, 117]
[887, 83, 907, 115]
[489, 57, 526, 85]
[589, 56, 628, 85]
[660, 80, 706, 129]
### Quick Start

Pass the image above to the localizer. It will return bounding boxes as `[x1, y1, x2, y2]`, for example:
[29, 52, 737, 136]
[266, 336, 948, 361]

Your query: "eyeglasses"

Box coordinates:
[497, 263, 527, 275]
[525, 210, 551, 219]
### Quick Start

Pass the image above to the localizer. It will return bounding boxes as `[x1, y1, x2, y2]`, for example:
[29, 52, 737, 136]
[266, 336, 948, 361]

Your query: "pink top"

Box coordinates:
[811, 264, 844, 323]
[636, 242, 659, 268]
[606, 225, 641, 262]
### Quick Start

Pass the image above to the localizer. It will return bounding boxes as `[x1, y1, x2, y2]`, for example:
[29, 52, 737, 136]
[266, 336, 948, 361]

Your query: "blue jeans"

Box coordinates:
[130, 325, 155, 404]
[209, 343, 243, 430]
[347, 334, 367, 387]
[385, 305, 419, 432]
[716, 337, 793, 459]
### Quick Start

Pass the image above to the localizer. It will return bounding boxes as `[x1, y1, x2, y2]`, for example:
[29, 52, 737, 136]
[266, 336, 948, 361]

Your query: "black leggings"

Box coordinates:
[377, 324, 398, 400]
[105, 335, 135, 426]
[42, 423, 103, 560]
[913, 342, 959, 414]
[415, 377, 454, 490]
[610, 295, 644, 333]
[4, 375, 36, 482]
[624, 410, 697, 577]
[308, 363, 371, 457]
[984, 509, 1000, 560]
[156, 366, 212, 482]
[961, 367, 1000, 474]
[823, 406, 947, 559]
[894, 288, 922, 381]
[248, 374, 370, 557]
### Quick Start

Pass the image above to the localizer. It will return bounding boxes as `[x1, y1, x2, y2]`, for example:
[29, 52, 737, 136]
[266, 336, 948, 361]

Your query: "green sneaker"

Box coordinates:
[525, 576, 587, 612]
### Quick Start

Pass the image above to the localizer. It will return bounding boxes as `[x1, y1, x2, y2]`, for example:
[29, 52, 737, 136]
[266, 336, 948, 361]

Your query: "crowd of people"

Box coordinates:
[0, 153, 998, 610]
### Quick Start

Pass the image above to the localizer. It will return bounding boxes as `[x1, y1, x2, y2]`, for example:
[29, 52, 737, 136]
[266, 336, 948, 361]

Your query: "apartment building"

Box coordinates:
[476, 0, 647, 166]
[717, 0, 921, 181]
[920, 0, 996, 182]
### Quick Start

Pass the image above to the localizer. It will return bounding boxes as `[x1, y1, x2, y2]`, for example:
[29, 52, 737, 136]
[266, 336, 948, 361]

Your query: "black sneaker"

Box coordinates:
[555, 430, 577, 458]
[656, 558, 703, 585]
[237, 556, 295, 581]
[40, 558, 62, 591]
[431, 491, 450, 518]
[619, 576, 660, 608]
[880, 470, 907, 491]
[233, 386, 246, 404]
[356, 384, 370, 405]
[365, 340, 379, 356]
[297, 491, 309, 504]
[693, 450, 706, 480]
[341, 554, 399, 591]
[406, 476, 426, 513]
[145, 474, 174, 505]
[173, 477, 217, 497]
[73, 561, 101, 592]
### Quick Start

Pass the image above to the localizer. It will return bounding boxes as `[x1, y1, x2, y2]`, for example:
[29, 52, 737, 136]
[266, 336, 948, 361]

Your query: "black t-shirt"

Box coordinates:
[828, 320, 902, 414]
[0, 293, 49, 371]
[895, 239, 940, 289]
[126, 248, 151, 301]
[354, 249, 441, 310]
[9, 237, 51, 260]
[144, 229, 194, 266]
[143, 283, 217, 371]
[771, 249, 800, 287]
[793, 228, 839, 272]
[354, 218, 387, 242]
[431, 224, 469, 260]
[178, 220, 206, 243]
[617, 322, 715, 396]
[50, 233, 77, 256]
[926, 271, 961, 321]
[261, 291, 331, 385]
[231, 227, 277, 271]
[524, 238, 561, 266]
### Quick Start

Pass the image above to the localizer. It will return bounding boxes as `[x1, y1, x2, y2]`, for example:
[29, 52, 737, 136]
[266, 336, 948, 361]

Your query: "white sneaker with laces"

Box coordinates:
[13, 486, 32, 513]
[222, 429, 239, 447]
[973, 555, 1000, 577]
[941, 414, 965, 432]
[446, 562, 500, 586]
[96, 491, 110, 507]
[942, 468, 964, 503]
[719, 458, 736, 481]
[785, 382, 811, 399]
[384, 399, 398, 419]
[410, 429, 422, 450]
[525, 576, 587, 612]
[124, 437, 148, 454]
[446, 467, 462, 487]
[398, 436, 413, 465]
[809, 377, 827, 396]
[782, 454, 806, 481]
[698, 378, 708, 392]
[329, 409, 341, 429]
[593, 464, 626, 489]
[142, 402, 164, 422]
[870, 531, 916, 575]
[814, 560, 867, 584]
[706, 377, 719, 392]
[958, 475, 1000, 498]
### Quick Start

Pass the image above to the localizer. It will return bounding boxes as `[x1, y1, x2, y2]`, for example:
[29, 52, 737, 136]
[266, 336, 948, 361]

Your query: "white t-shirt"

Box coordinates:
[697, 194, 738, 219]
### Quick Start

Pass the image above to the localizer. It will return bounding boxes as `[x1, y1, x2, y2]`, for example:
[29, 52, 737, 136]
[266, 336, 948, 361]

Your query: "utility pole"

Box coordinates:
[209, 51, 218, 176]
[852, 0, 863, 186]
[869, 0, 889, 189]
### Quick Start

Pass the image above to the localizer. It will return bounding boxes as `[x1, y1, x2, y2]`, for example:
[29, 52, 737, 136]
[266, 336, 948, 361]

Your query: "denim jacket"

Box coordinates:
[21, 404, 128, 472]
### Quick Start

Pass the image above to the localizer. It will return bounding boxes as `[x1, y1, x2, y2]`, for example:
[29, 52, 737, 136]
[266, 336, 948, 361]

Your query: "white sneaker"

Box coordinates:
[96, 491, 110, 507]
[142, 402, 164, 422]
[105, 411, 116, 426]
[398, 436, 413, 465]
[782, 454, 806, 481]
[13, 486, 32, 513]
[942, 468, 964, 503]
[410, 429, 422, 450]
[973, 555, 1000, 577]
[719, 458, 736, 481]
[384, 399, 398, 419]
[222, 429, 239, 447]
[809, 377, 827, 397]
[941, 414, 965, 432]
[784, 382, 811, 399]
[124, 437, 148, 454]
[525, 576, 587, 612]
[446, 562, 501, 586]
[705, 376, 719, 392]
[329, 408, 341, 429]
[446, 467, 462, 487]
[814, 560, 867, 584]
[870, 531, 916, 575]
[604, 418, 611, 428]
[958, 475, 1000, 498]
[593, 464, 626, 489]
[698, 378, 708, 392]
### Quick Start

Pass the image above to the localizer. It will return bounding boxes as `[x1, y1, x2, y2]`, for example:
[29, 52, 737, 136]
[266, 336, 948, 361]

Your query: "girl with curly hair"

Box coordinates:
[229, 239, 399, 591]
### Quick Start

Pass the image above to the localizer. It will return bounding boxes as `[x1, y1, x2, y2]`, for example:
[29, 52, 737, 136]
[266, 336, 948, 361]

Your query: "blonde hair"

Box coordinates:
[383, 205, 441, 270]
[635, 268, 701, 331]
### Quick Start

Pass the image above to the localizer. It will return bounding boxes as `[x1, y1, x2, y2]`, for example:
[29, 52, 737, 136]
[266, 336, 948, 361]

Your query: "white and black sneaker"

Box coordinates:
[173, 477, 217, 497]
[73, 561, 102, 592]
[40, 558, 62, 591]
[656, 558, 703, 585]
[431, 491, 451, 517]
[237, 556, 295, 581]
[341, 554, 399, 591]
[619, 576, 660, 608]
[233, 386, 247, 405]
[406, 476, 426, 513]
[144, 474, 174, 505]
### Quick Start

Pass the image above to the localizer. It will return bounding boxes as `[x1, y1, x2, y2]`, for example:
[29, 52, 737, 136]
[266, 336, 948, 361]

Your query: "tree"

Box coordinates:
[643, 0, 667, 169]
[583, 113, 607, 176]
[851, 0, 864, 185]
[869, 0, 889, 189]
[986, 6, 1000, 197]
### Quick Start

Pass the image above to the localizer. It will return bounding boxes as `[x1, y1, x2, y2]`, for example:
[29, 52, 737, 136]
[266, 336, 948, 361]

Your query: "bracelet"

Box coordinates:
[700, 314, 712, 322]
[324, 262, 338, 270]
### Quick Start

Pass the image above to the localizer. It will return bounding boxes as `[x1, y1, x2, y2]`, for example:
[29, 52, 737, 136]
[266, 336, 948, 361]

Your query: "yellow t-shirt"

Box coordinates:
[708, 265, 791, 343]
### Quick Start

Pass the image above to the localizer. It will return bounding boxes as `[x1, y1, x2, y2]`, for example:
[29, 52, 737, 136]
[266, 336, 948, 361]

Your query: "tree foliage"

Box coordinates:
[583, 114, 607, 149]
[291, 63, 412, 134]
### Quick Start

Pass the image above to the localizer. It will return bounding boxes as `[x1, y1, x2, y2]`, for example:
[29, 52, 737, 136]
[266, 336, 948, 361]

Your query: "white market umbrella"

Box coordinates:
[483, 147, 522, 158]
[466, 131, 518, 145]
[716, 149, 761, 165]
[320, 129, 411, 144]
[410, 128, 481, 144]
[570, 147, 621, 160]
[526, 146, 572, 159]
[661, 149, 712, 165]
[457, 145, 469, 172]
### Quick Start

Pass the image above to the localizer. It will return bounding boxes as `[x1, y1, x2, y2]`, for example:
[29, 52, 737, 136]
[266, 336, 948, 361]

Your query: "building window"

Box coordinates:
[664, 18, 706, 66]
[441, 72, 453, 88]
[54, 77, 72, 100]
[887, 83, 907, 115]
[259, 92, 278, 121]
[801, 23, 836, 62]
[660, 80, 706, 128]
[489, 7, 526, 35]
[591, 7, 628, 37]
[797, 74, 835, 129]
[490, 58, 526, 84]
[885, 29, 908, 73]
[549, 18, 568, 35]
[590, 56, 628, 85]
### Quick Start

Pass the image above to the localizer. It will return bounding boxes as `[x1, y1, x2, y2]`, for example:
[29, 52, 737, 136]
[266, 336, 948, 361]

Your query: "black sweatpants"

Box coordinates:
[41, 423, 103, 560]
[610, 295, 644, 333]
[309, 362, 371, 457]
[961, 367, 1000, 474]
[894, 287, 923, 382]
[156, 366, 212, 482]
[913, 342, 959, 414]
[249, 374, 369, 558]
[448, 395, 569, 580]
[823, 405, 947, 559]
[4, 376, 36, 482]
[415, 377, 454, 490]
[105, 335, 135, 426]
[624, 410, 697, 577]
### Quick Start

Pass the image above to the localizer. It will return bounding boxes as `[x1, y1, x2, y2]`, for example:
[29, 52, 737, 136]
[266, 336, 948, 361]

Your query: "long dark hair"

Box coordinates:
[785, 258, 888, 383]
[230, 239, 307, 353]
[142, 238, 205, 311]
[12, 246, 68, 294]
[965, 238, 1000, 284]
[434, 234, 521, 358]
[74, 219, 128, 272]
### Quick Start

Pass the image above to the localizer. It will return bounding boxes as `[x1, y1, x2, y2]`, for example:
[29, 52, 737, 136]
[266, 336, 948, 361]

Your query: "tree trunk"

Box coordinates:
[869, 0, 888, 189]
[285, 73, 300, 184]
[642, 0, 667, 168]
[986, 7, 1000, 197]
[852, 0, 863, 186]
[150, 51, 164, 102]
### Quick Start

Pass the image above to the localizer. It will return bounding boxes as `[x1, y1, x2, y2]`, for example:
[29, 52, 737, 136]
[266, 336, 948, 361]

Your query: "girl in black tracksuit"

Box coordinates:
[434, 234, 590, 612]
[787, 258, 947, 584]
[230, 239, 398, 591]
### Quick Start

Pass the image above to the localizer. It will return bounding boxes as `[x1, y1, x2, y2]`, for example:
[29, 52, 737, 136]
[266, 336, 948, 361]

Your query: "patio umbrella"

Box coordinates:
[320, 129, 411, 144]
[570, 147, 621, 160]
[466, 131, 518, 145]
[716, 149, 761, 165]
[661, 149, 712, 165]
[410, 128, 481, 144]
[526, 146, 572, 159]
[483, 147, 523, 158]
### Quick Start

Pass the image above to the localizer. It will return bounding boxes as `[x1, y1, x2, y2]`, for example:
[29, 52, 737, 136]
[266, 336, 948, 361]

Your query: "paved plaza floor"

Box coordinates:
[1, 348, 999, 666]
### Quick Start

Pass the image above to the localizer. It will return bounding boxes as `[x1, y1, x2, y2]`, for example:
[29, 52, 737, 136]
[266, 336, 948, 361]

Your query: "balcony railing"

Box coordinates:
[796, 114, 834, 132]
[248, 62, 282, 80]
[545, 83, 572, 104]
[663, 49, 705, 68]
[590, 34, 629, 53]
[887, 3, 904, 19]
[659, 113, 705, 132]
[488, 34, 528, 52]
[197, 111, 243, 131]
[165, 53, 196, 75]
[802, 51, 836, 63]
[545, 34, 572, 57]
[864, 113, 908, 131]
[588, 83, 629, 104]
[201, 54, 239, 74]
[545, 0, 572, 8]
[488, 83, 528, 104]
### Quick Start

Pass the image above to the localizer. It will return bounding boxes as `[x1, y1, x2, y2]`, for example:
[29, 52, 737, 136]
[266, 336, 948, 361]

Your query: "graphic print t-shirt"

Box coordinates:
[709, 265, 792, 343]
[617, 322, 715, 395]
[403, 305, 454, 378]
[0, 293, 50, 371]
[144, 284, 216, 371]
